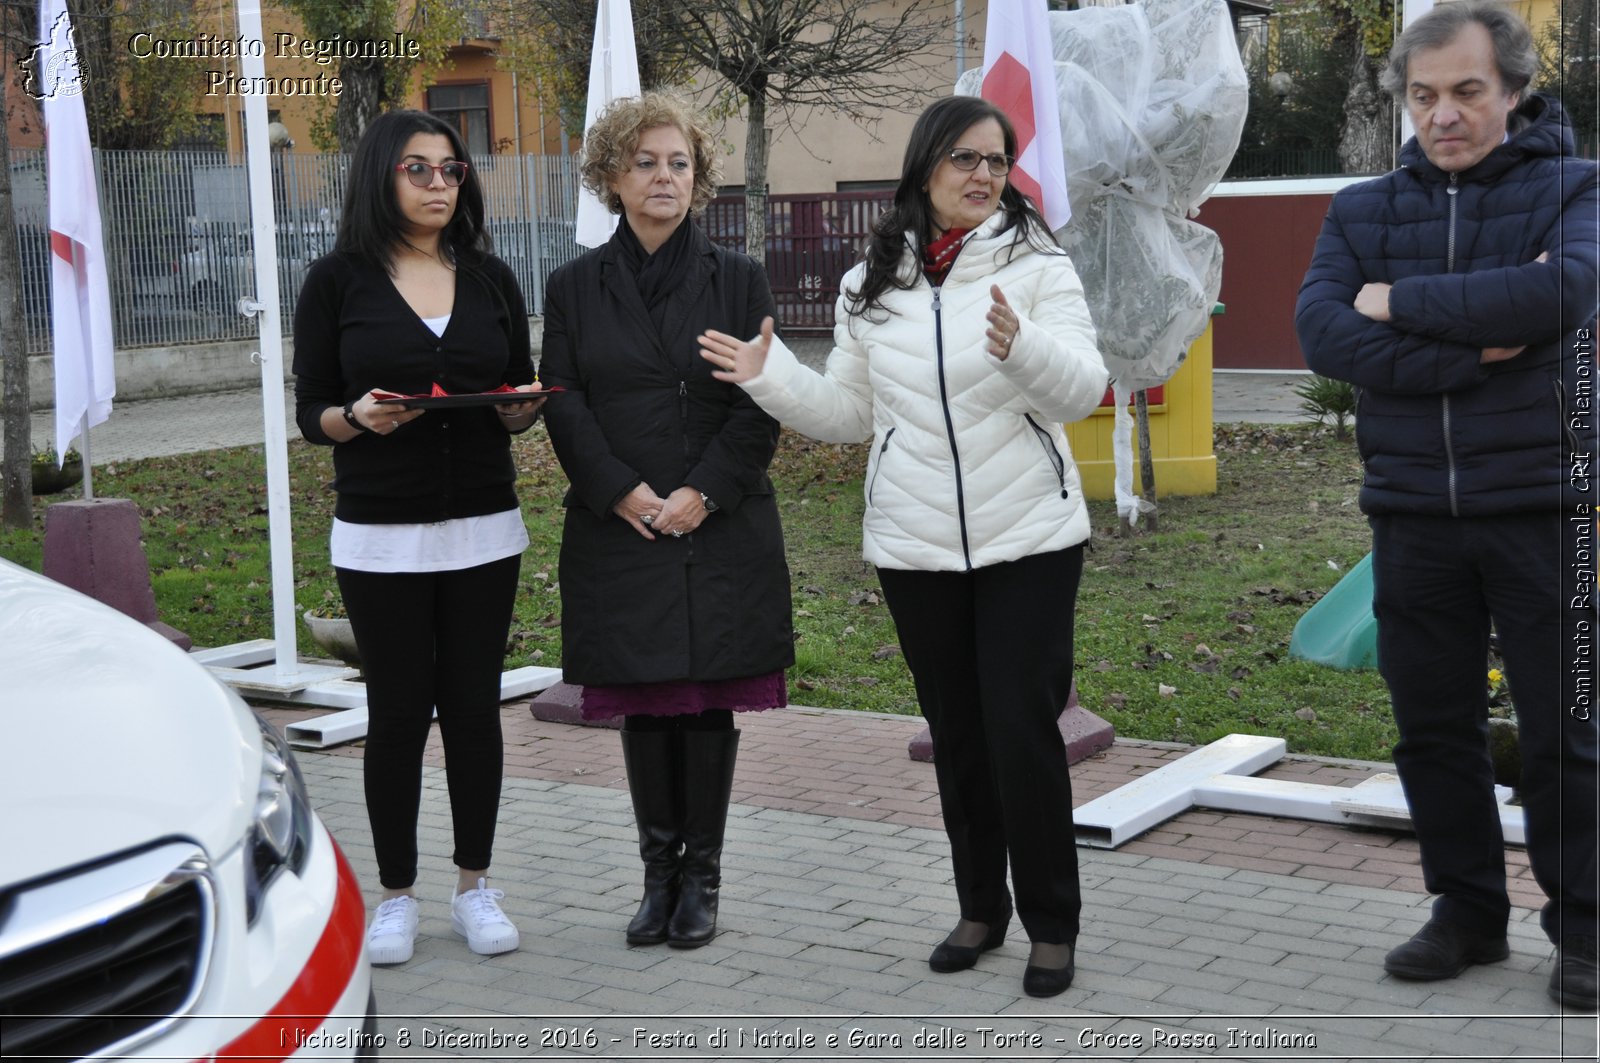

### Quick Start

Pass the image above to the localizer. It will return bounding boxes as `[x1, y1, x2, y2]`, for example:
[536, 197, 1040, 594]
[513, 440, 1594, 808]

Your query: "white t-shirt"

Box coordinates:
[330, 311, 529, 573]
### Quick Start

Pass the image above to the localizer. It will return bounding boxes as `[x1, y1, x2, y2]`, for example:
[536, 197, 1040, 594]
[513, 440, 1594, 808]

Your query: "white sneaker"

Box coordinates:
[366, 895, 419, 965]
[452, 878, 519, 955]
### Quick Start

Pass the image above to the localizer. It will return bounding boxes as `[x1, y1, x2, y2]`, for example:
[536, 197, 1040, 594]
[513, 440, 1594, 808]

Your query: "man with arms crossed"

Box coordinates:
[1296, 0, 1597, 1007]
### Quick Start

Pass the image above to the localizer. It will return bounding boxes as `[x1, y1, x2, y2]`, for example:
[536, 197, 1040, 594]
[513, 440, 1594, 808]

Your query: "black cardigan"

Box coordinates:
[293, 252, 534, 524]
[540, 221, 794, 685]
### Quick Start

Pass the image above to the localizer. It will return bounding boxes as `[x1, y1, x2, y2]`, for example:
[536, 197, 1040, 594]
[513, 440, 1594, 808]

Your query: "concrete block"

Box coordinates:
[42, 497, 190, 649]
[528, 681, 620, 728]
[908, 683, 1113, 763]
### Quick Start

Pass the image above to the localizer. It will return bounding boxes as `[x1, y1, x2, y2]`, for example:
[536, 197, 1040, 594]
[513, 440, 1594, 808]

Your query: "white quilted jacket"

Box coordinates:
[741, 212, 1108, 571]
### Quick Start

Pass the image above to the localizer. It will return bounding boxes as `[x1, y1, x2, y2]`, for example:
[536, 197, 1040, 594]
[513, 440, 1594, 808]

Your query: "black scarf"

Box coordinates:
[616, 215, 695, 332]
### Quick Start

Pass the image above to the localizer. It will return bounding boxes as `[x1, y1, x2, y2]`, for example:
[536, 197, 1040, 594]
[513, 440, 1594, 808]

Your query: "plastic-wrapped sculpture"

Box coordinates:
[959, 0, 1246, 521]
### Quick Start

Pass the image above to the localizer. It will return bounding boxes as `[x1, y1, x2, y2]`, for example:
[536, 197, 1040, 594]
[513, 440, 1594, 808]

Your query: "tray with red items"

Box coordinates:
[370, 383, 564, 409]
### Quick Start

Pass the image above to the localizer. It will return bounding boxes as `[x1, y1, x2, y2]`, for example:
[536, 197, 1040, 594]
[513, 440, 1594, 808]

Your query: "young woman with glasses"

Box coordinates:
[293, 109, 545, 966]
[699, 94, 1106, 998]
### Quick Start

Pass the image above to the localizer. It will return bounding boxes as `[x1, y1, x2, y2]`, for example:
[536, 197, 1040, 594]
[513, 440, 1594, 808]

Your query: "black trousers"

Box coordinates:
[1371, 513, 1598, 944]
[877, 545, 1084, 944]
[337, 554, 520, 890]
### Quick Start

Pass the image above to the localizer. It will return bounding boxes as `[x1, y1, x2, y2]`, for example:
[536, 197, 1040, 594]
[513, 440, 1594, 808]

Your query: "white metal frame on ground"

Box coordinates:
[1073, 733, 1524, 849]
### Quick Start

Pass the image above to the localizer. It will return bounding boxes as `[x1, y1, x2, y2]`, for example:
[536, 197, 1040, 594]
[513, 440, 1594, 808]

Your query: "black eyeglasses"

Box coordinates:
[947, 148, 1014, 177]
[394, 161, 470, 187]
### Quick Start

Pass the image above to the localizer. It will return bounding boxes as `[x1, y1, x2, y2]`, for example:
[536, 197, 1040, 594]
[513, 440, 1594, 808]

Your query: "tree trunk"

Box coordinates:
[1338, 44, 1391, 175]
[0, 73, 34, 528]
[743, 90, 768, 262]
[335, 59, 386, 152]
[1136, 389, 1157, 533]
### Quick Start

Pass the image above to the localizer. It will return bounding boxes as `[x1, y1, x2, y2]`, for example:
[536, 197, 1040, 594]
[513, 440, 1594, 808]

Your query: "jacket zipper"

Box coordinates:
[678, 380, 696, 554]
[1023, 414, 1068, 497]
[932, 285, 974, 570]
[867, 427, 896, 506]
[1557, 379, 1584, 455]
[1442, 173, 1461, 517]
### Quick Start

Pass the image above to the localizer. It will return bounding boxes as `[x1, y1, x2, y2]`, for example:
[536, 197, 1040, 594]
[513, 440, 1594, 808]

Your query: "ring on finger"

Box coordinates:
[641, 514, 654, 525]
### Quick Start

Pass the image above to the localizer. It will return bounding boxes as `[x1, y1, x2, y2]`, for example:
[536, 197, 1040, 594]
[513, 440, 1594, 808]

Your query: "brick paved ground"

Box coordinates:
[262, 701, 1592, 1062]
[259, 701, 1545, 912]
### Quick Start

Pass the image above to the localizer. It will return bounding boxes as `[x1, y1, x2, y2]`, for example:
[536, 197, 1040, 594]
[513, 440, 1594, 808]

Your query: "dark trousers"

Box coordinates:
[1371, 513, 1598, 944]
[877, 546, 1084, 944]
[337, 554, 521, 890]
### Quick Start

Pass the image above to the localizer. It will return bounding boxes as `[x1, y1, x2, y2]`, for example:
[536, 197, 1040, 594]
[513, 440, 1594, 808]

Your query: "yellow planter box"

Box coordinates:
[1064, 307, 1221, 500]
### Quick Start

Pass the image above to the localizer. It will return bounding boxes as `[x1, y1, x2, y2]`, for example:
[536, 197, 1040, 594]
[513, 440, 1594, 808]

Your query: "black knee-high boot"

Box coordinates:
[620, 730, 681, 945]
[668, 729, 739, 948]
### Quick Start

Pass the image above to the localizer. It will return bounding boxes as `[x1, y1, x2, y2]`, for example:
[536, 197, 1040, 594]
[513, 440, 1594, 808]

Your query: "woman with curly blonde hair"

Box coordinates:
[540, 92, 793, 949]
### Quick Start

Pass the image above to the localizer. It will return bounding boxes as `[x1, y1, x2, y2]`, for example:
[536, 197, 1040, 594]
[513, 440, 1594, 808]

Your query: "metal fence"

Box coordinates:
[11, 149, 586, 354]
[13, 150, 896, 352]
[1225, 146, 1347, 180]
[703, 190, 891, 333]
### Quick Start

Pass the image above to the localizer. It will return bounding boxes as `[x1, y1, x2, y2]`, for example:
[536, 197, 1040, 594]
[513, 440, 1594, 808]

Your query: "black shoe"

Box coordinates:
[1023, 945, 1076, 998]
[928, 910, 1011, 973]
[1549, 936, 1599, 1009]
[1383, 919, 1509, 981]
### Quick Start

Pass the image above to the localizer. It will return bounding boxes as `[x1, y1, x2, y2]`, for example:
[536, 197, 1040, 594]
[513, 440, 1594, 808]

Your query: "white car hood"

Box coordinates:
[0, 560, 259, 887]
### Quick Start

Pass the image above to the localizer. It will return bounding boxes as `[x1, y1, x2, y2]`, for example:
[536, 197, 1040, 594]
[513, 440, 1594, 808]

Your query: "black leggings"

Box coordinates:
[623, 710, 733, 733]
[337, 554, 520, 890]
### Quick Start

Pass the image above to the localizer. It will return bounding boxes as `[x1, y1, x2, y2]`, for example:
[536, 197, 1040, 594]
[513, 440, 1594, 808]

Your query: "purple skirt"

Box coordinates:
[579, 670, 788, 721]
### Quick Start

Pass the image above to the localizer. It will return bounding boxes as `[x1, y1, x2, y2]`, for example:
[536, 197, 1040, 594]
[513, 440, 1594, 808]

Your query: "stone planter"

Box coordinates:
[302, 610, 361, 668]
[31, 459, 84, 496]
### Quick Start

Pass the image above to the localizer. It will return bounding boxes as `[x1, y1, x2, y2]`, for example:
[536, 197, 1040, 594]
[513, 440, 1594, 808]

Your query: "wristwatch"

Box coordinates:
[342, 402, 369, 433]
[700, 492, 719, 513]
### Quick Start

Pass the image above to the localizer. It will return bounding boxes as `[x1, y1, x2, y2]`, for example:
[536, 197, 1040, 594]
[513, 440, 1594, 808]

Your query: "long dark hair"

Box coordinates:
[844, 95, 1058, 323]
[333, 109, 492, 273]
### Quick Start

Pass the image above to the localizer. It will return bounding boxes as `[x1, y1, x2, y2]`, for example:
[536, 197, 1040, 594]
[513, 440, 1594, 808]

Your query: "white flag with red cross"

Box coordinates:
[34, 0, 115, 464]
[980, 0, 1071, 230]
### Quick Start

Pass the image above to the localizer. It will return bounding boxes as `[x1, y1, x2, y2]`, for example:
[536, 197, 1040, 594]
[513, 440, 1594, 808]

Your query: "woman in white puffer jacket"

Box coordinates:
[700, 95, 1107, 998]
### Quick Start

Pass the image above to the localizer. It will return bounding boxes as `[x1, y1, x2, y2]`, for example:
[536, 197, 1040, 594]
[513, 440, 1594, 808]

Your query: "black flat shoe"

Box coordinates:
[1023, 946, 1076, 998]
[928, 911, 1011, 973]
[1384, 919, 1508, 981]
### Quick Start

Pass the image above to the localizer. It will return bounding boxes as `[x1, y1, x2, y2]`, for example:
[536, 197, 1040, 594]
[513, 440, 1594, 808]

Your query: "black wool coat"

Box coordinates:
[540, 221, 795, 686]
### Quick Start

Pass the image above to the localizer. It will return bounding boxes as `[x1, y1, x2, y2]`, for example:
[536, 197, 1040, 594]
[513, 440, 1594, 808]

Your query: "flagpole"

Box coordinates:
[601, 0, 611, 95]
[77, 412, 92, 499]
[237, 0, 300, 682]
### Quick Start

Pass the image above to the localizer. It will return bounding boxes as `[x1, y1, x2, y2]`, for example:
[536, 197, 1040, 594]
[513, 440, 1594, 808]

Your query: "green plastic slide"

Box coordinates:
[1289, 552, 1378, 670]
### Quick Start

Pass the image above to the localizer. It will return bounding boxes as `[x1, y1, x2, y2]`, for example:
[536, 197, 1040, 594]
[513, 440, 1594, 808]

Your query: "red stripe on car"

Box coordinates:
[207, 840, 367, 1061]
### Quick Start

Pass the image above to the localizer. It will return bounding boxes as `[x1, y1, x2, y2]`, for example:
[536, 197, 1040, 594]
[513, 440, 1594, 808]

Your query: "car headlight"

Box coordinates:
[245, 714, 313, 925]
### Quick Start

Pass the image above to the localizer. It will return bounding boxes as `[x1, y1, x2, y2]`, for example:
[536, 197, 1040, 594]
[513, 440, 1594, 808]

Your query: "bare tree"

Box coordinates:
[0, 65, 32, 528]
[655, 0, 956, 258]
[0, 0, 41, 525]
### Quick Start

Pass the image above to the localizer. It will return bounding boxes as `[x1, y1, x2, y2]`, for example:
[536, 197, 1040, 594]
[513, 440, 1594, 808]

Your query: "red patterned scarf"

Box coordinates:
[922, 226, 972, 287]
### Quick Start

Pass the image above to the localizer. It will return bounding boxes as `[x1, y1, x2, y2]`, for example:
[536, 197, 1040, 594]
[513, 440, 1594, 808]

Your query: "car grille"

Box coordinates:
[0, 843, 213, 1061]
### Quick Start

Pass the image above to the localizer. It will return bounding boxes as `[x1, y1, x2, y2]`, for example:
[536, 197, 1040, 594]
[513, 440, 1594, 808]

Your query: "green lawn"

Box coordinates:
[0, 421, 1397, 761]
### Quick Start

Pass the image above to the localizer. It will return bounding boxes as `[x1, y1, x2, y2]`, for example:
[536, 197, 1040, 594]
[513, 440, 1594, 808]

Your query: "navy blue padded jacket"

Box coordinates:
[1295, 94, 1598, 517]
